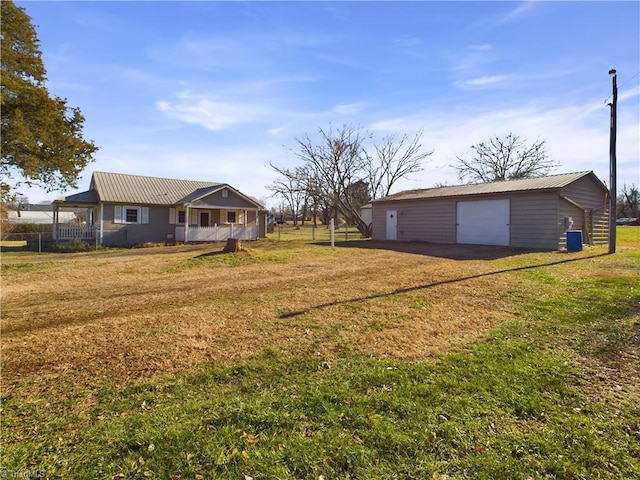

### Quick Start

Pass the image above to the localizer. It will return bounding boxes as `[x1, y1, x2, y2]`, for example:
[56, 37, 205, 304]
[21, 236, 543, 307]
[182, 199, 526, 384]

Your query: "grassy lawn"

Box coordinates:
[1, 229, 638, 479]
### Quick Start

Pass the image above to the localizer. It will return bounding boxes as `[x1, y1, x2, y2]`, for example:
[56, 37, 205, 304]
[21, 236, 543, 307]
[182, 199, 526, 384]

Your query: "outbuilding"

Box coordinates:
[371, 171, 609, 250]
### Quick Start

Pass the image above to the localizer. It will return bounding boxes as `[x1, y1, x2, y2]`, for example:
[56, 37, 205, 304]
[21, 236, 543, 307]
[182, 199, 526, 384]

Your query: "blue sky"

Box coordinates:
[15, 1, 640, 207]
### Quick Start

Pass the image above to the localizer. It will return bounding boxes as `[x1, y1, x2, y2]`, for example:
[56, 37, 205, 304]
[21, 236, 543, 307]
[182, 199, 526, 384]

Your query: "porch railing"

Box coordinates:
[56, 224, 95, 240]
[175, 225, 258, 243]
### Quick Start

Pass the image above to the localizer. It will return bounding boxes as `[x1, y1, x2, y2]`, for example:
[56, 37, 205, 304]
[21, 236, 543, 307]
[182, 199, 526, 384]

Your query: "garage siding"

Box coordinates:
[559, 177, 609, 246]
[371, 172, 609, 250]
[372, 199, 455, 243]
[510, 193, 559, 250]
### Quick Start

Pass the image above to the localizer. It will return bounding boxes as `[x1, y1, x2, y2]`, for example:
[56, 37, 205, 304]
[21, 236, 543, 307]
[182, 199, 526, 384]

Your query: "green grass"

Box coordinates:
[2, 228, 639, 479]
[3, 338, 638, 478]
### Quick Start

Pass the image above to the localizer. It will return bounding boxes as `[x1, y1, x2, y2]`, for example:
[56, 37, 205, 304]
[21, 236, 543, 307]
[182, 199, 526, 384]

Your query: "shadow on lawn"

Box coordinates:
[279, 251, 609, 319]
[314, 239, 543, 261]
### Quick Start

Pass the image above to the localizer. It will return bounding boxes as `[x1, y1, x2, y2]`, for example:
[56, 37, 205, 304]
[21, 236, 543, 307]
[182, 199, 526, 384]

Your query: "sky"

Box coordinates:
[13, 1, 640, 208]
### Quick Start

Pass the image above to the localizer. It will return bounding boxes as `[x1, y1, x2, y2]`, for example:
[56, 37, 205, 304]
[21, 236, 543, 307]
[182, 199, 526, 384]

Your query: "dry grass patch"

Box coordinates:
[2, 241, 534, 395]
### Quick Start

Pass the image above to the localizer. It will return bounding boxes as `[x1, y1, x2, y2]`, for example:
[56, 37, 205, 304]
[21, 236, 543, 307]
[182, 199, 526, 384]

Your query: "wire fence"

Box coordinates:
[0, 232, 55, 253]
[0, 222, 366, 252]
[267, 223, 364, 242]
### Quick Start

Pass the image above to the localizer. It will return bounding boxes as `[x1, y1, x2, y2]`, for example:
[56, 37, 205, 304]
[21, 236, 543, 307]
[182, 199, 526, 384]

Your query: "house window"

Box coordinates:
[125, 208, 138, 224]
[115, 205, 148, 224]
[178, 211, 186, 224]
[222, 189, 228, 198]
[227, 211, 236, 223]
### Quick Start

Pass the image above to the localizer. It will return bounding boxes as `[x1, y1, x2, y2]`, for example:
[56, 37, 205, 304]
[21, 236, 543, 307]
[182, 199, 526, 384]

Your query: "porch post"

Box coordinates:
[99, 203, 104, 246]
[185, 205, 190, 242]
[52, 205, 58, 240]
[255, 209, 259, 239]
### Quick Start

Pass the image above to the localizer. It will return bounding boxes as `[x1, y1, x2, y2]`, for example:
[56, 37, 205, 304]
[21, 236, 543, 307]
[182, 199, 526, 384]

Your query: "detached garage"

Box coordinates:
[371, 171, 609, 250]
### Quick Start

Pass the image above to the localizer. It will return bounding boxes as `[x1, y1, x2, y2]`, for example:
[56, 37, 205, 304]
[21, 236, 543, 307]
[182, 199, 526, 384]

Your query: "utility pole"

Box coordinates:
[608, 69, 617, 254]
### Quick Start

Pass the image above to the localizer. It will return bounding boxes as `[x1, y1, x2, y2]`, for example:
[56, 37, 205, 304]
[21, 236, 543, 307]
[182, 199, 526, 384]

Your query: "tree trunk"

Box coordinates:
[222, 238, 243, 253]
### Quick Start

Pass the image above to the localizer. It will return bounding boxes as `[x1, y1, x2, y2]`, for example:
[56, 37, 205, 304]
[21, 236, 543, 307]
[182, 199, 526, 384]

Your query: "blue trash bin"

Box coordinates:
[566, 230, 583, 252]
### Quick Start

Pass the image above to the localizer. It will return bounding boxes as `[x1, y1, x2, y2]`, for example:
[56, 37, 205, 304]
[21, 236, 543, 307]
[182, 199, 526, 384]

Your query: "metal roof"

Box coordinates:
[91, 171, 224, 205]
[374, 171, 605, 203]
[53, 172, 265, 208]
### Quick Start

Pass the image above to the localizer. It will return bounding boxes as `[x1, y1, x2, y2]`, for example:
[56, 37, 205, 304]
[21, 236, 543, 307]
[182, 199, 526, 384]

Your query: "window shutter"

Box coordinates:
[169, 208, 176, 225]
[141, 207, 149, 224]
[114, 205, 122, 224]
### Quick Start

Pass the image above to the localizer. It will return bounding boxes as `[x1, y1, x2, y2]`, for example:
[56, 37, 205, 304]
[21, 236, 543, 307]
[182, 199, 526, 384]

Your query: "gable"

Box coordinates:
[189, 187, 261, 209]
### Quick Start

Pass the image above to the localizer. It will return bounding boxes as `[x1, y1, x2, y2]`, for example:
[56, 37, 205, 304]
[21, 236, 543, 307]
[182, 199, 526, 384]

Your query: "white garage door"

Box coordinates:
[456, 199, 510, 246]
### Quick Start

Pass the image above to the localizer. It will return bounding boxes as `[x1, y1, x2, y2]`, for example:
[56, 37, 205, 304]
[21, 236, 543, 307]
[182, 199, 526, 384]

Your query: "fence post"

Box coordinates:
[330, 218, 335, 248]
[38, 232, 42, 253]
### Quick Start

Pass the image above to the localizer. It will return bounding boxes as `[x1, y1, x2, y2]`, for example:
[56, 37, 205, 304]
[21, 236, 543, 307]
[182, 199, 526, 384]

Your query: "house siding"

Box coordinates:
[102, 204, 173, 245]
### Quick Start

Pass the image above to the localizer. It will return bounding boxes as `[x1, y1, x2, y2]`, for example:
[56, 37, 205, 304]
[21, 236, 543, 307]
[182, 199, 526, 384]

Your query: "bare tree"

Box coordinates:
[289, 124, 431, 237]
[366, 128, 432, 200]
[266, 163, 309, 226]
[453, 132, 556, 183]
[617, 184, 639, 219]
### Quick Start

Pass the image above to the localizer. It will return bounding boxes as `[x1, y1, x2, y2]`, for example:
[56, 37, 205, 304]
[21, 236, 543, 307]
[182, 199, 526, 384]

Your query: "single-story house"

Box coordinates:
[371, 171, 609, 250]
[52, 171, 268, 246]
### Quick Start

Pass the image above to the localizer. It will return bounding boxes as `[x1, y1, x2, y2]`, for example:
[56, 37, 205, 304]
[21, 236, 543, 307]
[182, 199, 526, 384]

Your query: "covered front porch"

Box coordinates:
[171, 204, 264, 243]
[175, 224, 258, 242]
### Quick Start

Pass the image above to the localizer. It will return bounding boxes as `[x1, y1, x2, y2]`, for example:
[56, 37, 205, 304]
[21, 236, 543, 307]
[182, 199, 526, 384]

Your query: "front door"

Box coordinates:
[386, 210, 397, 240]
[200, 212, 210, 227]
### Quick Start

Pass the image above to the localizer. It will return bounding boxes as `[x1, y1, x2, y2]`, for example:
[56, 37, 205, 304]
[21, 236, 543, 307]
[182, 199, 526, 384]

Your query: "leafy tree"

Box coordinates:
[1, 0, 97, 201]
[453, 132, 556, 183]
[617, 184, 639, 219]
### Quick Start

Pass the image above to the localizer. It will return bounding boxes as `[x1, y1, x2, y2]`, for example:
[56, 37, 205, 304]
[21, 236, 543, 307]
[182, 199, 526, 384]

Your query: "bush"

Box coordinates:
[51, 238, 95, 253]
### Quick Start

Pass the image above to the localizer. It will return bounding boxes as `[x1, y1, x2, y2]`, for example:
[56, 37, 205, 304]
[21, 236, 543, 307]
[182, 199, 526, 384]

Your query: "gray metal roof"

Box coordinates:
[53, 171, 265, 208]
[92, 171, 224, 205]
[374, 171, 605, 203]
[55, 189, 99, 204]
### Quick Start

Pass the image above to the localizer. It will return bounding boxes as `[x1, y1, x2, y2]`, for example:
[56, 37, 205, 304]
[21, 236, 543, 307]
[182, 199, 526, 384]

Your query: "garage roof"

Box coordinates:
[374, 171, 606, 203]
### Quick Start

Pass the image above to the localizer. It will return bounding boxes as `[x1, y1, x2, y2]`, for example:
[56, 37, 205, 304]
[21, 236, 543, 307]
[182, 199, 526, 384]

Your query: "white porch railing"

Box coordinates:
[56, 225, 95, 240]
[175, 225, 258, 243]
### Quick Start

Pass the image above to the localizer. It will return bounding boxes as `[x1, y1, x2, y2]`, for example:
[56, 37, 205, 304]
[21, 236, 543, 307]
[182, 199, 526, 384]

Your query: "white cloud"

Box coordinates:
[459, 75, 508, 87]
[367, 92, 639, 190]
[498, 1, 537, 25]
[469, 44, 492, 51]
[156, 92, 270, 131]
[333, 103, 364, 115]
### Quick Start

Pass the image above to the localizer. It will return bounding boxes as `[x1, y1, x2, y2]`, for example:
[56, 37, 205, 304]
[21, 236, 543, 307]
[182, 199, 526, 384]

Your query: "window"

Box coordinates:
[227, 211, 236, 223]
[222, 189, 228, 198]
[178, 211, 186, 224]
[114, 205, 149, 224]
[125, 208, 138, 224]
